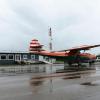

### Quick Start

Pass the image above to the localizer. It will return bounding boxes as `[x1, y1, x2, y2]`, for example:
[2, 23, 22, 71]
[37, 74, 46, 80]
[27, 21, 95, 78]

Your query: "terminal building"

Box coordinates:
[0, 39, 54, 65]
[0, 52, 39, 65]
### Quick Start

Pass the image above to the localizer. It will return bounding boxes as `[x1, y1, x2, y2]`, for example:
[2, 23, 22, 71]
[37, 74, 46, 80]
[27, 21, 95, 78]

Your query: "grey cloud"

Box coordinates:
[0, 0, 100, 54]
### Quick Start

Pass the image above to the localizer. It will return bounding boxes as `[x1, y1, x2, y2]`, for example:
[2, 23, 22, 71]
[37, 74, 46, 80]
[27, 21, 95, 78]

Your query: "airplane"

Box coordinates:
[29, 39, 100, 66]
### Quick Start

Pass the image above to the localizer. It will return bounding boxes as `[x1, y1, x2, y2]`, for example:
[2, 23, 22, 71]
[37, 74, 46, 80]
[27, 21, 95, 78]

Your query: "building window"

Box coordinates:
[8, 55, 14, 60]
[23, 55, 27, 60]
[97, 57, 100, 59]
[31, 55, 35, 60]
[1, 55, 7, 60]
[15, 55, 21, 61]
[35, 55, 39, 60]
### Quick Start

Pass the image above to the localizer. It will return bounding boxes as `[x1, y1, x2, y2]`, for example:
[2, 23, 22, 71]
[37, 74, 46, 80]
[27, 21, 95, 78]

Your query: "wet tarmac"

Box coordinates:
[0, 63, 100, 100]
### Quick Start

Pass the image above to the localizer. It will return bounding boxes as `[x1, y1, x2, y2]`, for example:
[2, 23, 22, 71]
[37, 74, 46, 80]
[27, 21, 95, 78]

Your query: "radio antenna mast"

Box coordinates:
[49, 27, 53, 92]
[49, 27, 53, 51]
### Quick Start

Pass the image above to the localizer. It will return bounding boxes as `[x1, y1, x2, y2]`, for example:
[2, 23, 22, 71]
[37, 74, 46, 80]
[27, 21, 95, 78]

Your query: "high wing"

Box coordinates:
[59, 44, 100, 52]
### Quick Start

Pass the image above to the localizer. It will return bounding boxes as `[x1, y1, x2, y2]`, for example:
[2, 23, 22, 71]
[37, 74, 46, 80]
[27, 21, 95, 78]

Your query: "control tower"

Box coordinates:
[29, 39, 43, 52]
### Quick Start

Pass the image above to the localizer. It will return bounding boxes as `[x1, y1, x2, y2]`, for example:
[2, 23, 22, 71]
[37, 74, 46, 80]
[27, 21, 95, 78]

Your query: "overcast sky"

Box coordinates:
[0, 0, 100, 54]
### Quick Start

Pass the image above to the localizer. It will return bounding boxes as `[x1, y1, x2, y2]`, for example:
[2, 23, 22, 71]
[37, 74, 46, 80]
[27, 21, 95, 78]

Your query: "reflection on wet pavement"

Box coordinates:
[80, 82, 100, 86]
[29, 67, 98, 94]
[30, 79, 44, 86]
[63, 75, 81, 79]
[1, 64, 100, 100]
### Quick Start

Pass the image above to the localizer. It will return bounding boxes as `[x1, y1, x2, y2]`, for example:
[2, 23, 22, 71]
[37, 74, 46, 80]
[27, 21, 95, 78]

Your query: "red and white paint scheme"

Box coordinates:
[29, 39, 43, 52]
[29, 38, 100, 65]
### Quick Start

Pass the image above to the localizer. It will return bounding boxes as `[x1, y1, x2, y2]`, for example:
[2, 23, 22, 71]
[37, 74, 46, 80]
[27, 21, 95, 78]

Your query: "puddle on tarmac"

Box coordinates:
[80, 82, 100, 86]
[30, 80, 44, 86]
[29, 64, 100, 95]
[63, 75, 81, 79]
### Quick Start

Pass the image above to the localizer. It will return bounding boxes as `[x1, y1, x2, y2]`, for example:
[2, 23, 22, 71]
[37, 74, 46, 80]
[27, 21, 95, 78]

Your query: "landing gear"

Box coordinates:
[77, 62, 82, 67]
[89, 61, 95, 67]
[68, 62, 72, 66]
[89, 62, 92, 66]
[64, 60, 95, 71]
